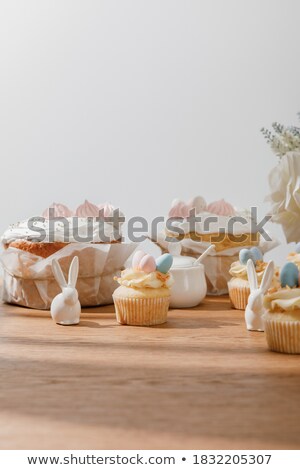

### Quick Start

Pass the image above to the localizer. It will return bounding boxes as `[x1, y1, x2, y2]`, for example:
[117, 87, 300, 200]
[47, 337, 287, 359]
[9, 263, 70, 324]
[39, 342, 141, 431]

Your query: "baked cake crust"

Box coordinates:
[6, 239, 121, 258]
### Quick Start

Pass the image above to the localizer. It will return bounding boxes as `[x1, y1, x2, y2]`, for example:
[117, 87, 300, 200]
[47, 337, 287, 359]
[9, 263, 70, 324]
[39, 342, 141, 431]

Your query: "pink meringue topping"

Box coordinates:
[207, 199, 235, 216]
[168, 196, 207, 218]
[98, 202, 115, 218]
[42, 203, 74, 218]
[187, 196, 207, 213]
[168, 200, 191, 218]
[75, 200, 100, 217]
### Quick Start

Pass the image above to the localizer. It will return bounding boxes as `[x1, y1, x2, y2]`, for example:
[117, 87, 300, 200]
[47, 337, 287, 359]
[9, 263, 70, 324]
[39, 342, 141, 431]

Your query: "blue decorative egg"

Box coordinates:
[156, 254, 173, 274]
[250, 247, 263, 262]
[295, 242, 300, 253]
[280, 262, 299, 288]
[239, 249, 256, 265]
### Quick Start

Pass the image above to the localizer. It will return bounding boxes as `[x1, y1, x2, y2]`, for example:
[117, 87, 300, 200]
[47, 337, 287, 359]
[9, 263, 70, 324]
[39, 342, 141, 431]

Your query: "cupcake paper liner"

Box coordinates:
[113, 296, 170, 326]
[228, 285, 250, 310]
[265, 319, 300, 354]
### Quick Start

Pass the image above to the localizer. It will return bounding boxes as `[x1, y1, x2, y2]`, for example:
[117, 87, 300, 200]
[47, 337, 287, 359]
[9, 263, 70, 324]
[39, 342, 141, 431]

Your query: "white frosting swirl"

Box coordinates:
[229, 260, 280, 287]
[264, 288, 300, 312]
[229, 260, 267, 281]
[116, 268, 173, 289]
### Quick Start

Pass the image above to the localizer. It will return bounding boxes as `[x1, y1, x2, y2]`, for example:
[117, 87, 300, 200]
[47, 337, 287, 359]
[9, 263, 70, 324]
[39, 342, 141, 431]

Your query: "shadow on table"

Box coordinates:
[0, 302, 116, 320]
[78, 320, 102, 329]
[154, 318, 238, 329]
[1, 352, 300, 450]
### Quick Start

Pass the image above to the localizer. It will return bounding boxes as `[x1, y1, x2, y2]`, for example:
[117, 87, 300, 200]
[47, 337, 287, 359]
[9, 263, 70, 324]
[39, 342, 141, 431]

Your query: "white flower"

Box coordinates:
[267, 151, 300, 242]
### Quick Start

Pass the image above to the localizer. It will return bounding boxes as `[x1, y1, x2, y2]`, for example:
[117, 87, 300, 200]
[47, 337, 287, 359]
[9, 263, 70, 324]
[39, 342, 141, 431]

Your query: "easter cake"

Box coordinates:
[165, 196, 259, 252]
[228, 247, 280, 310]
[2, 200, 122, 258]
[0, 201, 135, 309]
[153, 195, 268, 295]
[263, 262, 300, 354]
[113, 251, 174, 326]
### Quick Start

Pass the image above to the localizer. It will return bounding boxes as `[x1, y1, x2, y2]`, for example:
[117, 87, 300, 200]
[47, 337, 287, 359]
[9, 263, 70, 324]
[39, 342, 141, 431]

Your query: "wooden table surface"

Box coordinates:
[0, 296, 300, 450]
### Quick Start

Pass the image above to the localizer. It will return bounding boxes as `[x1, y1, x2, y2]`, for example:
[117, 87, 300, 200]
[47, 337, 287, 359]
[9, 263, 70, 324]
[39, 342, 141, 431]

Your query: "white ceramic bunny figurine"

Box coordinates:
[51, 256, 81, 325]
[245, 259, 275, 332]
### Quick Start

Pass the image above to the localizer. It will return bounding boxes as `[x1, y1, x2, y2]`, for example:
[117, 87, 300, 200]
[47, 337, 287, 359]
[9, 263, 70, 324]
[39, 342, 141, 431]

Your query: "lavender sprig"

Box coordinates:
[261, 114, 300, 157]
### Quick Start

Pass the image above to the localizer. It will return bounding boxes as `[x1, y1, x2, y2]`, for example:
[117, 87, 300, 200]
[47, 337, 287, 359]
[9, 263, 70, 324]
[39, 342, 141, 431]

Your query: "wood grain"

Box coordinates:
[0, 296, 300, 450]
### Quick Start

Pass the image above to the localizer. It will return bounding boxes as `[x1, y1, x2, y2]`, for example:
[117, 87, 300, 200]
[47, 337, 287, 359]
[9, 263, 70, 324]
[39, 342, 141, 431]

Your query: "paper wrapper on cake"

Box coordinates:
[0, 243, 136, 309]
[152, 232, 278, 295]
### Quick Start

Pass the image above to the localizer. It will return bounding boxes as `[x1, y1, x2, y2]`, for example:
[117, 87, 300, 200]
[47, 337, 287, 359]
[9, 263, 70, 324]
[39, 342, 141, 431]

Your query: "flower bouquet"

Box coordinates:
[262, 114, 300, 243]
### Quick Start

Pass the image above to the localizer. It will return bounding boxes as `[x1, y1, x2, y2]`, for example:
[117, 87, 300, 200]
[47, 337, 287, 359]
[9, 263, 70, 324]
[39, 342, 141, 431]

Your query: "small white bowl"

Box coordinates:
[169, 256, 207, 308]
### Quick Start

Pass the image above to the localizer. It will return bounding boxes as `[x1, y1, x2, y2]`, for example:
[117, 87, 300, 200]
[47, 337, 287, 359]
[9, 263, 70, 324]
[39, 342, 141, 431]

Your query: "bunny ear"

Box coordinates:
[260, 260, 275, 294]
[246, 259, 258, 291]
[68, 256, 79, 288]
[52, 259, 67, 288]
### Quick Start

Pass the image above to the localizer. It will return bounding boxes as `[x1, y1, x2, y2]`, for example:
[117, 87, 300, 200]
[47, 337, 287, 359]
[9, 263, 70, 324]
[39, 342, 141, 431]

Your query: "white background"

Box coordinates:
[1, 0, 300, 265]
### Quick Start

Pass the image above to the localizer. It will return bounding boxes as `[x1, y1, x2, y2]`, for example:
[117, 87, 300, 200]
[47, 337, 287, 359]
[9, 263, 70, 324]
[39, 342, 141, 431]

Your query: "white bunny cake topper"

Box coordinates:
[245, 259, 275, 332]
[51, 256, 81, 325]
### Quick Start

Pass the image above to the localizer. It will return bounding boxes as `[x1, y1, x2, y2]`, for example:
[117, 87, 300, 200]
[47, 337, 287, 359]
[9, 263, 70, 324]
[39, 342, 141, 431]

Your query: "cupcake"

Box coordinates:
[264, 262, 300, 354]
[228, 247, 280, 310]
[113, 251, 173, 326]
